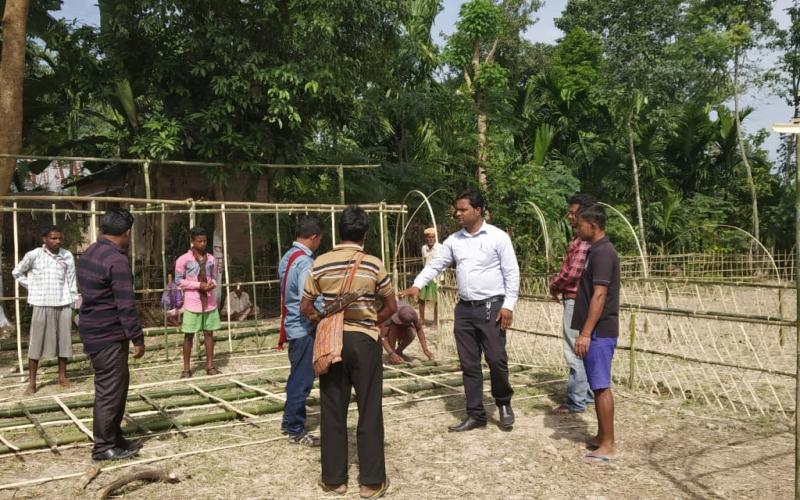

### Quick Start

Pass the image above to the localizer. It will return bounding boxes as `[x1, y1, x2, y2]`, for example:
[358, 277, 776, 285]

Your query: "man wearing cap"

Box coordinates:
[418, 228, 442, 328]
[380, 301, 434, 364]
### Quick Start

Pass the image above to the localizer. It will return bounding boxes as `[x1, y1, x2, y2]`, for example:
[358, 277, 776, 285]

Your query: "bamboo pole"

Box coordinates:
[51, 203, 56, 225]
[52, 396, 93, 441]
[628, 311, 637, 389]
[11, 202, 24, 375]
[221, 204, 233, 353]
[275, 212, 281, 270]
[379, 202, 386, 264]
[129, 204, 136, 279]
[139, 393, 187, 437]
[90, 200, 97, 241]
[337, 165, 345, 204]
[330, 206, 336, 245]
[188, 384, 257, 419]
[246, 207, 260, 342]
[161, 203, 168, 359]
[19, 402, 58, 453]
[0, 153, 378, 169]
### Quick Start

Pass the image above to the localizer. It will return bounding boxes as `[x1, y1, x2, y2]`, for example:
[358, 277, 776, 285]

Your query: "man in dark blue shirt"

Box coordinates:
[571, 204, 620, 463]
[77, 207, 145, 461]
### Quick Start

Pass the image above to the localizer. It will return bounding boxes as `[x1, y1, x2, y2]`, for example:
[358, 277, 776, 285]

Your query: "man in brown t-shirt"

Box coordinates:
[301, 205, 396, 498]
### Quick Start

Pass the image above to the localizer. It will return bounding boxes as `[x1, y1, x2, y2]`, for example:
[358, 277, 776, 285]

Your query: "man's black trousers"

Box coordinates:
[453, 300, 513, 421]
[319, 331, 385, 485]
[90, 341, 130, 455]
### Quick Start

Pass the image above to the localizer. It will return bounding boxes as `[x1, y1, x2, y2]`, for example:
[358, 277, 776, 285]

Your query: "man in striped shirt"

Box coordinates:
[13, 225, 79, 395]
[77, 208, 145, 461]
[301, 205, 396, 498]
[549, 193, 595, 414]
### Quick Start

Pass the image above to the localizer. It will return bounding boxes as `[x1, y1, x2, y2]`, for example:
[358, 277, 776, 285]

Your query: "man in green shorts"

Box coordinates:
[175, 227, 221, 377]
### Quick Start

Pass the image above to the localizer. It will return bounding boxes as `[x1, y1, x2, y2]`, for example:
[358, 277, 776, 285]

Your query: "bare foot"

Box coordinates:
[23, 384, 36, 396]
[584, 445, 616, 463]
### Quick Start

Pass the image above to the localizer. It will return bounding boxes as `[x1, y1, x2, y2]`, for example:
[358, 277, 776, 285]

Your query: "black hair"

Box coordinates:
[338, 205, 369, 242]
[295, 215, 323, 239]
[100, 207, 134, 236]
[577, 203, 607, 229]
[40, 225, 62, 238]
[567, 193, 597, 209]
[454, 188, 486, 215]
[190, 227, 208, 239]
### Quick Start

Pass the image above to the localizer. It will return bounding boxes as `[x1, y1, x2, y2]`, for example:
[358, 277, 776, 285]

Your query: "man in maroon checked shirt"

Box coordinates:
[548, 194, 596, 414]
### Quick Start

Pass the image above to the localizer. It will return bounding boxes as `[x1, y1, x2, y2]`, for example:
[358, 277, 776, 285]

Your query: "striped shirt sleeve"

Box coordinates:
[375, 261, 393, 297]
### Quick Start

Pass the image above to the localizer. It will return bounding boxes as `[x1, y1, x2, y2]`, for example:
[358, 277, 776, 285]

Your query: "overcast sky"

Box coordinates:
[56, 0, 795, 160]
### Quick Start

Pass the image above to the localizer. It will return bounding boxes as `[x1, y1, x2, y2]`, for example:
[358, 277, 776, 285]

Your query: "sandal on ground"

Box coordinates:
[318, 479, 347, 495]
[583, 452, 615, 464]
[180, 370, 192, 379]
[288, 433, 320, 447]
[206, 367, 221, 375]
[360, 477, 390, 499]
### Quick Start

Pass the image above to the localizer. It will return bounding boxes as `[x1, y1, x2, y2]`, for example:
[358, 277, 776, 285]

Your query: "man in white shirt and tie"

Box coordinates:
[403, 189, 520, 432]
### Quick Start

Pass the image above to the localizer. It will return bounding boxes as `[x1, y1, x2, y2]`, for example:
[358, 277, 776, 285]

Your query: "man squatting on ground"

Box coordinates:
[572, 203, 620, 463]
[548, 193, 596, 414]
[418, 227, 442, 326]
[403, 189, 520, 432]
[77, 208, 145, 461]
[12, 225, 79, 395]
[301, 205, 397, 498]
[379, 301, 433, 364]
[278, 215, 324, 446]
[175, 227, 222, 378]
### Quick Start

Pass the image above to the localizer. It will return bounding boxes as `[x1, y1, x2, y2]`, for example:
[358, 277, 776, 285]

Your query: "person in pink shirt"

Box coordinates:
[175, 227, 221, 378]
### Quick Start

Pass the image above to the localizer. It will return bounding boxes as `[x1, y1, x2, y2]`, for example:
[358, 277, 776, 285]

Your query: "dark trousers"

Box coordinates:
[454, 301, 513, 421]
[319, 332, 385, 485]
[90, 341, 130, 455]
[282, 334, 315, 436]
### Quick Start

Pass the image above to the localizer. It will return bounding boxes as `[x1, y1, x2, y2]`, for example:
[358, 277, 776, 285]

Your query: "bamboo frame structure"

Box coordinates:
[1, 195, 406, 375]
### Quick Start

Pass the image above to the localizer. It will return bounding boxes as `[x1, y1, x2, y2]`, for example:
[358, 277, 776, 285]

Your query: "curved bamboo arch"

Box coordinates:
[525, 201, 551, 265]
[665, 224, 781, 283]
[391, 189, 444, 285]
[598, 202, 649, 279]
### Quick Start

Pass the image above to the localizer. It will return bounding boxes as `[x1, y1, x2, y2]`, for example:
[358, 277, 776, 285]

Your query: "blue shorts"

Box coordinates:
[582, 332, 617, 391]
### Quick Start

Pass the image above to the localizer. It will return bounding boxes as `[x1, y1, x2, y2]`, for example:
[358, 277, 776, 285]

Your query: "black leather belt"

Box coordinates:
[458, 295, 504, 307]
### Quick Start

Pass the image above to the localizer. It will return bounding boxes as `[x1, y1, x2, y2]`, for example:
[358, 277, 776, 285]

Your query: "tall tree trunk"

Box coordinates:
[0, 0, 31, 329]
[0, 0, 30, 198]
[626, 106, 648, 261]
[732, 48, 760, 243]
[477, 105, 489, 191]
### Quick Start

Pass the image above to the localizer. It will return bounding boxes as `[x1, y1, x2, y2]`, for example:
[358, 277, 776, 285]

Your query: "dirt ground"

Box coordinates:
[0, 330, 792, 500]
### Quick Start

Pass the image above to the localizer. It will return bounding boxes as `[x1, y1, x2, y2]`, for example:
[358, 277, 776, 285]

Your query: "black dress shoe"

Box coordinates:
[117, 437, 144, 451]
[498, 405, 515, 429]
[92, 446, 139, 461]
[448, 416, 487, 432]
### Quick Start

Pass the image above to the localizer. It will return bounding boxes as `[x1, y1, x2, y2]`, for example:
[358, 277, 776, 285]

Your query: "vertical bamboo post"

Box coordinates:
[129, 204, 136, 279]
[401, 210, 407, 289]
[143, 161, 152, 201]
[189, 200, 196, 228]
[337, 165, 345, 205]
[330, 207, 336, 246]
[275, 211, 282, 270]
[379, 203, 386, 265]
[89, 200, 97, 241]
[247, 206, 260, 342]
[779, 288, 785, 347]
[13, 203, 23, 375]
[161, 203, 168, 359]
[627, 310, 637, 389]
[383, 209, 391, 275]
[51, 203, 56, 225]
[221, 204, 233, 353]
[794, 127, 800, 500]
